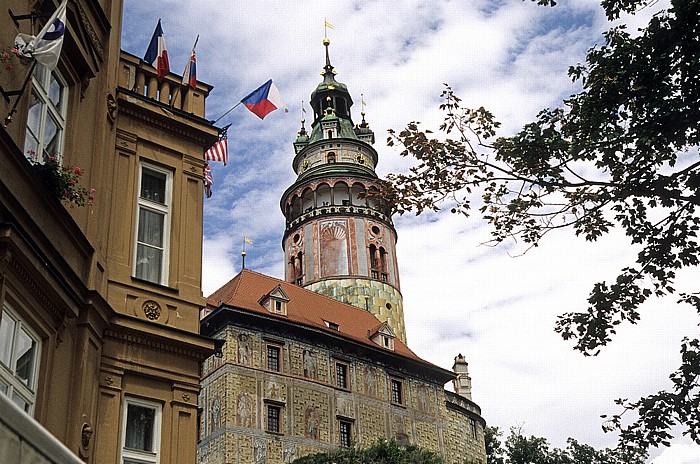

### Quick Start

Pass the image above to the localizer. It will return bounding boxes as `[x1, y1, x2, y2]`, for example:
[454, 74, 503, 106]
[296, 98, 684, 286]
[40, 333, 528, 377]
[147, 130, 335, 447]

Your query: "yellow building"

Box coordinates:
[1, 1, 218, 463]
[198, 40, 487, 464]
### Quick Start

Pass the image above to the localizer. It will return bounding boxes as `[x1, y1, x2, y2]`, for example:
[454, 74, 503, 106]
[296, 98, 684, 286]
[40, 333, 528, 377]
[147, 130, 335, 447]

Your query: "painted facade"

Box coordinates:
[199, 272, 486, 464]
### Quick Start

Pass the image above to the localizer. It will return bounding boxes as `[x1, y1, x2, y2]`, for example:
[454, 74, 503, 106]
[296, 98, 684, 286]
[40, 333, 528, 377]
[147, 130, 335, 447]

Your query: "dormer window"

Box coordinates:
[260, 285, 289, 316]
[370, 322, 396, 350]
[324, 320, 340, 331]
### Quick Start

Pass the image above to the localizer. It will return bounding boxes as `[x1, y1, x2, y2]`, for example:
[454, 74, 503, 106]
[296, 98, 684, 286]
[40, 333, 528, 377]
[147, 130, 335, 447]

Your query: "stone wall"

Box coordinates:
[199, 325, 486, 464]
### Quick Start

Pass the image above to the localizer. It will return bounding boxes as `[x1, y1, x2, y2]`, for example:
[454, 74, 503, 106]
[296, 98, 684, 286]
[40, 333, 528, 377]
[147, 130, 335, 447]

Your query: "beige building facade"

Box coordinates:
[1, 1, 218, 462]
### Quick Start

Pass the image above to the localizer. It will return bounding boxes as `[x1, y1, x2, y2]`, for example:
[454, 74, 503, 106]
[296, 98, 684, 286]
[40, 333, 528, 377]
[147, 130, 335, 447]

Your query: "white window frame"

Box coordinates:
[133, 162, 173, 286]
[0, 302, 41, 415]
[120, 397, 162, 464]
[390, 378, 404, 405]
[24, 65, 68, 163]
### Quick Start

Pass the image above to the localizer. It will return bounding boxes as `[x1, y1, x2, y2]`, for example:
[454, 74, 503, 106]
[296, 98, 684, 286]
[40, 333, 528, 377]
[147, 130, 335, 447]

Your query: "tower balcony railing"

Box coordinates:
[286, 204, 392, 229]
[118, 51, 211, 118]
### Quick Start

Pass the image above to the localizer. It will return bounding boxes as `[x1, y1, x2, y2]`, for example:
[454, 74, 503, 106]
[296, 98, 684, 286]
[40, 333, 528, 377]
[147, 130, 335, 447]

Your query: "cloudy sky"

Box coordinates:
[121, 1, 698, 462]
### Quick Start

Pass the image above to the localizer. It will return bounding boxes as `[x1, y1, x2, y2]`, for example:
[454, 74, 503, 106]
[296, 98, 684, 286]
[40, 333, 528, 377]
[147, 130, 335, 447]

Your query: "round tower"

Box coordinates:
[280, 39, 407, 343]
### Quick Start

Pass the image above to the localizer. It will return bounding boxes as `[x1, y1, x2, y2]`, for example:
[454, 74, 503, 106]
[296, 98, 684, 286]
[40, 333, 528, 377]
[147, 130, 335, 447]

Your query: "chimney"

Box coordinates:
[452, 353, 473, 400]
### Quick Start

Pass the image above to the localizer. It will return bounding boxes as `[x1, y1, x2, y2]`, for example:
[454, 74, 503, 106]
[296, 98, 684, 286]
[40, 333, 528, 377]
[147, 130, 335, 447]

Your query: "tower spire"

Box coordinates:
[322, 38, 335, 79]
[280, 40, 406, 343]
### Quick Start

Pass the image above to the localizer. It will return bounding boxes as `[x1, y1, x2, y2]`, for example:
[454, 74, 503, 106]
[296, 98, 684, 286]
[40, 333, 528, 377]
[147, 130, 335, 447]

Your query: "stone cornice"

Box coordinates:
[105, 315, 216, 361]
[116, 90, 218, 146]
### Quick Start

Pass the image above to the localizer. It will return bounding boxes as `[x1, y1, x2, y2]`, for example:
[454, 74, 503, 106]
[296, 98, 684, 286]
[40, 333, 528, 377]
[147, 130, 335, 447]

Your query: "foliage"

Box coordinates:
[29, 152, 95, 207]
[291, 438, 443, 464]
[485, 426, 647, 464]
[0, 44, 21, 72]
[380, 0, 700, 453]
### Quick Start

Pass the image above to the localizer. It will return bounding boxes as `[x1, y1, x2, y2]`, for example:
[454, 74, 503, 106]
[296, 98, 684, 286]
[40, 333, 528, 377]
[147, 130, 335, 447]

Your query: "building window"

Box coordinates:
[121, 397, 161, 464]
[267, 405, 281, 433]
[336, 362, 348, 389]
[134, 163, 172, 285]
[24, 65, 67, 162]
[391, 379, 403, 404]
[470, 418, 478, 438]
[0, 304, 40, 414]
[339, 420, 352, 447]
[267, 345, 281, 372]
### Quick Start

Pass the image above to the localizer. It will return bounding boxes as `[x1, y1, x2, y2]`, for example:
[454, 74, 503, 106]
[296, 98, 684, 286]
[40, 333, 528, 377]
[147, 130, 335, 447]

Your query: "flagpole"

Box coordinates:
[241, 237, 247, 270]
[172, 35, 200, 108]
[213, 101, 241, 124]
[3, 60, 37, 127]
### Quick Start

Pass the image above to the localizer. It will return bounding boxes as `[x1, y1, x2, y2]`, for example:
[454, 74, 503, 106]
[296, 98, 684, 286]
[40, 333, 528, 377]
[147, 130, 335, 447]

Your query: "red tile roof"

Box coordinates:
[206, 269, 427, 363]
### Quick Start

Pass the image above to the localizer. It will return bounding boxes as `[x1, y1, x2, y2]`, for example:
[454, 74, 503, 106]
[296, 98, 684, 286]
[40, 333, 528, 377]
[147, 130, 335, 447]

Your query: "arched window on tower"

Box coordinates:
[369, 244, 379, 280]
[292, 251, 304, 285]
[351, 183, 366, 207]
[289, 251, 304, 286]
[379, 247, 388, 282]
[333, 182, 350, 206]
[301, 188, 314, 213]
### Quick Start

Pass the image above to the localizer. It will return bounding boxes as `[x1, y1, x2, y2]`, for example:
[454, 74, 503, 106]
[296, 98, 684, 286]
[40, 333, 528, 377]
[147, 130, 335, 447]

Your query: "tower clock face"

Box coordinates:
[355, 153, 366, 165]
[303, 159, 310, 170]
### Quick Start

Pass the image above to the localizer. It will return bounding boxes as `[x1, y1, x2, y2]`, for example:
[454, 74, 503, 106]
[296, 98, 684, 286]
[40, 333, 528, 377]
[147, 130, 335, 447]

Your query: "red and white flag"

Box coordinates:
[144, 19, 169, 81]
[205, 126, 229, 165]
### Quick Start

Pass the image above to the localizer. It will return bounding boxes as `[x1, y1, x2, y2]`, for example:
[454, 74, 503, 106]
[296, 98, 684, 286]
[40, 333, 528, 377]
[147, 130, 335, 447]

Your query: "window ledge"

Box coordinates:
[131, 276, 179, 294]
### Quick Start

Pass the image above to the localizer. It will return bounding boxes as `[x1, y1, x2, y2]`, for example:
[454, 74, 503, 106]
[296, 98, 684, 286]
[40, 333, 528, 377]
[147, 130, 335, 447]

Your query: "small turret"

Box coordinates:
[452, 353, 473, 400]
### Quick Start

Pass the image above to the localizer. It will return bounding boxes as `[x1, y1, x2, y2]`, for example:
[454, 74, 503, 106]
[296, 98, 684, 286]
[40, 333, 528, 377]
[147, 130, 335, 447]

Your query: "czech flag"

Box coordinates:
[144, 20, 170, 81]
[241, 80, 287, 120]
[182, 47, 197, 90]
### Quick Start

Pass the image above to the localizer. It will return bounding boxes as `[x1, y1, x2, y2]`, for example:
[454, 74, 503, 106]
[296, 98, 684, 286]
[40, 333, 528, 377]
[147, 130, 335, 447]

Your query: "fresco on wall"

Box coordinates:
[320, 220, 349, 276]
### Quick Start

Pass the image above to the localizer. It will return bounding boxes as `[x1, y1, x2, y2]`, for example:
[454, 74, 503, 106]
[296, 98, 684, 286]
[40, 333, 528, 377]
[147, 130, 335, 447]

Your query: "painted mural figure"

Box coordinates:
[417, 384, 429, 412]
[238, 333, 251, 365]
[266, 381, 280, 400]
[237, 393, 253, 427]
[365, 366, 377, 397]
[210, 396, 221, 430]
[303, 349, 317, 379]
[254, 438, 267, 464]
[283, 443, 297, 463]
[304, 407, 319, 439]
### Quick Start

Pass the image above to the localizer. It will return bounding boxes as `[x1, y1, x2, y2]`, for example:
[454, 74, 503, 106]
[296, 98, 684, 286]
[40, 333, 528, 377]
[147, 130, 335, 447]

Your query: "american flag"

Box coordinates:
[203, 163, 214, 198]
[205, 125, 229, 165]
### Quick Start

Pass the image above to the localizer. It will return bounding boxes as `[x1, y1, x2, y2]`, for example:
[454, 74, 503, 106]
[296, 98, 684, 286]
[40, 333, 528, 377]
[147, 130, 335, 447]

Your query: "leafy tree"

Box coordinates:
[291, 438, 443, 464]
[485, 426, 506, 464]
[485, 426, 647, 464]
[379, 0, 700, 453]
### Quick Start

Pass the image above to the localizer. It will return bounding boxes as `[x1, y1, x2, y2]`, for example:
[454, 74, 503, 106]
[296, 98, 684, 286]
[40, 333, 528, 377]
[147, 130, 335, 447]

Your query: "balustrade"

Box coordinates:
[118, 51, 210, 118]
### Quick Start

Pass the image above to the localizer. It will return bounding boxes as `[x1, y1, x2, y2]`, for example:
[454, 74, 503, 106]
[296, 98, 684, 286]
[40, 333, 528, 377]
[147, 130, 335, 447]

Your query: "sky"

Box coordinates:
[121, 1, 699, 462]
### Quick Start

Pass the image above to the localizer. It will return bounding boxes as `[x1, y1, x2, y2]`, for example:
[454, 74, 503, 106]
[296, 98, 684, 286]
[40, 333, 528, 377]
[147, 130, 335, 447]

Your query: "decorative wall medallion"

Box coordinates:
[182, 393, 191, 402]
[142, 300, 161, 320]
[104, 376, 114, 385]
[79, 422, 94, 458]
[107, 93, 117, 124]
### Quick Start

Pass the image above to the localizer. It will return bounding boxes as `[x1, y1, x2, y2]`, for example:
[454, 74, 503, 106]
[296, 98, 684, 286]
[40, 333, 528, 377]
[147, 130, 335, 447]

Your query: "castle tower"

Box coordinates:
[280, 39, 407, 343]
